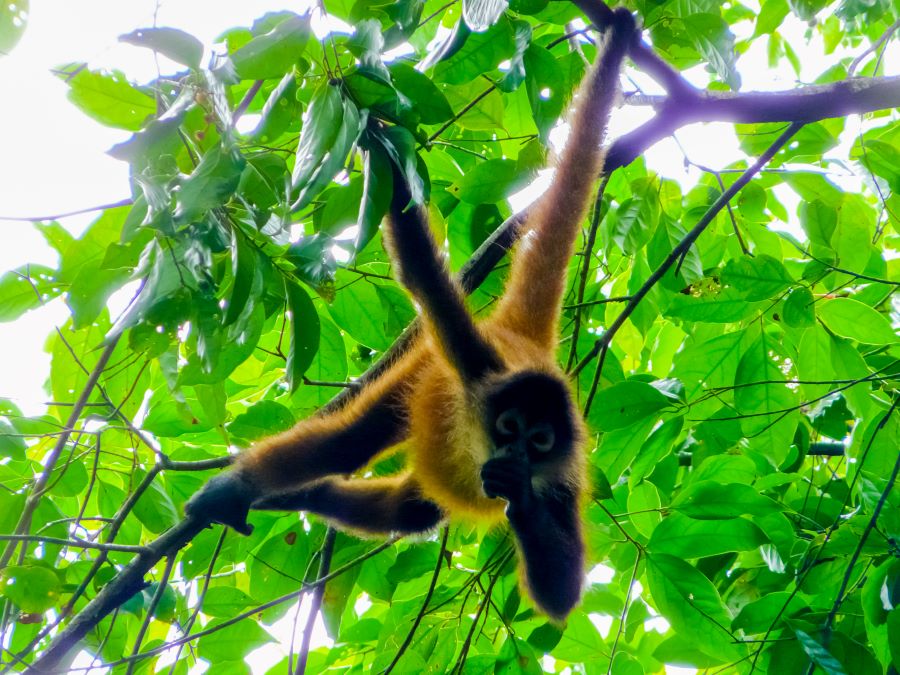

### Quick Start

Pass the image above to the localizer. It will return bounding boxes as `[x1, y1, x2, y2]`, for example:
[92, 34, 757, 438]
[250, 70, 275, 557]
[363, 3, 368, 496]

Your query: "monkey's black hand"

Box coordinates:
[481, 455, 534, 510]
[185, 472, 259, 536]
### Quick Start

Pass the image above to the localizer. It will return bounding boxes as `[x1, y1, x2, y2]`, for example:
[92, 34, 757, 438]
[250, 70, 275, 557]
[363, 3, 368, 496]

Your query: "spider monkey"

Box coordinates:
[186, 8, 635, 620]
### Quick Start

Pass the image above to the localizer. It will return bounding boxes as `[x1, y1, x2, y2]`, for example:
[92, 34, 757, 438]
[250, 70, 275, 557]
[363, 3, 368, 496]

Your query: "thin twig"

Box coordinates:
[0, 337, 119, 570]
[295, 528, 336, 675]
[579, 122, 804, 414]
[383, 528, 449, 674]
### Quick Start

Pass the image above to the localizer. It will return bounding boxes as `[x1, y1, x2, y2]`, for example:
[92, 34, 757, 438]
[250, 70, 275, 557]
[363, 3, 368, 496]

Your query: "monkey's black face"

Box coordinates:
[483, 372, 575, 463]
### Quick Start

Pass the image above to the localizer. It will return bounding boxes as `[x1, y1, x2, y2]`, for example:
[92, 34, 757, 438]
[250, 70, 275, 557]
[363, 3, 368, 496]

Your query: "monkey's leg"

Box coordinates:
[254, 475, 444, 535]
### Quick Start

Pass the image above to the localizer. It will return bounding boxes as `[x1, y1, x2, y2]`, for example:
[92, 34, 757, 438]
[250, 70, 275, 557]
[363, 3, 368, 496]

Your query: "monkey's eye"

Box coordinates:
[529, 424, 555, 452]
[496, 409, 524, 436]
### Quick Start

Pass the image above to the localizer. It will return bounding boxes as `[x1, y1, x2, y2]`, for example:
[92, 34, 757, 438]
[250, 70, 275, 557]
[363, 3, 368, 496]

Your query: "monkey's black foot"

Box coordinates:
[480, 455, 533, 506]
[185, 472, 259, 536]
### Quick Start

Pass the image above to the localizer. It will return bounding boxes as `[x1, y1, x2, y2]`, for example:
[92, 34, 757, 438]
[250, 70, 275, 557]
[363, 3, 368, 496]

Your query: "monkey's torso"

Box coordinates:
[403, 324, 586, 521]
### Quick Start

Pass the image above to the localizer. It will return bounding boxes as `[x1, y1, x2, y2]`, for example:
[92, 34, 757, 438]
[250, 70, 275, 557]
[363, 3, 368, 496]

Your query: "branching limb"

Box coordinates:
[579, 122, 804, 414]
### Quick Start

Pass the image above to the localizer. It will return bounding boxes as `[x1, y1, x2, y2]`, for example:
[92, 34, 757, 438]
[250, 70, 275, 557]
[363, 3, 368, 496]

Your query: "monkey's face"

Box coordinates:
[483, 371, 575, 463]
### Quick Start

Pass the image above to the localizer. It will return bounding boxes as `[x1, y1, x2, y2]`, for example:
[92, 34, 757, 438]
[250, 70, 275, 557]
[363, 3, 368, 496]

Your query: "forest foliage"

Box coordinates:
[1, 0, 899, 672]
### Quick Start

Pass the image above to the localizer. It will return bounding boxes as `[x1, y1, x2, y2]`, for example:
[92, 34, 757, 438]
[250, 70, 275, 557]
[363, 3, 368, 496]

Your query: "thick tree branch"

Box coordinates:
[607, 76, 900, 170]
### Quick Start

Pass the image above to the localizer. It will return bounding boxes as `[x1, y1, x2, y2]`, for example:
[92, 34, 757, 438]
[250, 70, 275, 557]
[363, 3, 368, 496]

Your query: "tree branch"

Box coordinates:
[607, 76, 900, 170]
[295, 528, 336, 675]
[579, 121, 804, 413]
[0, 337, 119, 570]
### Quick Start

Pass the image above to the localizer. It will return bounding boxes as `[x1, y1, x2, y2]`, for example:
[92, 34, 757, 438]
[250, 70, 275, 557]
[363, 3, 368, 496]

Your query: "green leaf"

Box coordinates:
[450, 158, 527, 204]
[251, 73, 301, 143]
[799, 199, 837, 248]
[646, 554, 742, 662]
[356, 147, 393, 253]
[666, 288, 761, 323]
[754, 0, 789, 35]
[248, 526, 311, 603]
[0, 0, 28, 54]
[285, 281, 320, 390]
[291, 81, 344, 190]
[224, 234, 258, 326]
[527, 622, 563, 652]
[433, 19, 514, 84]
[672, 481, 781, 519]
[228, 401, 295, 441]
[232, 13, 311, 79]
[721, 254, 794, 300]
[372, 124, 425, 205]
[649, 513, 768, 557]
[783, 286, 815, 328]
[132, 474, 179, 534]
[589, 380, 675, 431]
[818, 298, 898, 345]
[732, 592, 808, 633]
[683, 13, 740, 89]
[63, 67, 156, 131]
[631, 416, 683, 484]
[198, 618, 272, 662]
[628, 482, 662, 538]
[292, 97, 363, 211]
[389, 63, 454, 124]
[119, 27, 204, 69]
[0, 264, 59, 322]
[496, 20, 530, 92]
[0, 565, 60, 613]
[795, 629, 848, 675]
[889, 611, 900, 669]
[0, 419, 25, 461]
[175, 146, 246, 223]
[734, 333, 798, 435]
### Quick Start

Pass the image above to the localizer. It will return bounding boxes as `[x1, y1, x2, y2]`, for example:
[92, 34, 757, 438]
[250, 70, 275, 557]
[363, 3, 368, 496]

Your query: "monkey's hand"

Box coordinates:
[185, 472, 260, 536]
[480, 455, 534, 511]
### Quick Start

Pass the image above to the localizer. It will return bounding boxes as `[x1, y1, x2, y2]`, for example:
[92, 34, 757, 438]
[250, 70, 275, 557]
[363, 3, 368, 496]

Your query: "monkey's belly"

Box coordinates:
[408, 365, 506, 522]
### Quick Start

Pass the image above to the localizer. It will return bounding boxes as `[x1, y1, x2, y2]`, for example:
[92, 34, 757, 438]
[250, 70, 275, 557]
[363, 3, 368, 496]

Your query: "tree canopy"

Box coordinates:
[1, 0, 899, 672]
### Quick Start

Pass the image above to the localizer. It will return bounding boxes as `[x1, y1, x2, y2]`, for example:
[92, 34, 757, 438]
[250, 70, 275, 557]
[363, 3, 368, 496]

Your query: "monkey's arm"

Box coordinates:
[384, 164, 501, 381]
[186, 368, 413, 534]
[481, 457, 584, 620]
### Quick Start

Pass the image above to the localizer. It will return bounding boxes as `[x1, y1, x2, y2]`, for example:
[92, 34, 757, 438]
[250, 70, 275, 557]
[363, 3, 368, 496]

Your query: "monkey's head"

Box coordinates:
[483, 371, 576, 463]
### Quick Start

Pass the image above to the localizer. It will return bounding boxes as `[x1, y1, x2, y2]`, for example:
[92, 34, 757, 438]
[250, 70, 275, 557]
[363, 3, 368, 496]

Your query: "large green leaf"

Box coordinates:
[646, 554, 743, 662]
[285, 280, 321, 390]
[232, 13, 311, 79]
[649, 513, 768, 557]
[63, 68, 156, 130]
[119, 27, 204, 69]
[589, 380, 676, 431]
[721, 254, 793, 300]
[818, 298, 897, 345]
[175, 146, 246, 223]
[0, 264, 59, 322]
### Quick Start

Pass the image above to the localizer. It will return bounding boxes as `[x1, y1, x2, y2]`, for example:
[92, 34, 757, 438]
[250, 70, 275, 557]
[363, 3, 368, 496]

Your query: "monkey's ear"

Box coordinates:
[185, 472, 258, 536]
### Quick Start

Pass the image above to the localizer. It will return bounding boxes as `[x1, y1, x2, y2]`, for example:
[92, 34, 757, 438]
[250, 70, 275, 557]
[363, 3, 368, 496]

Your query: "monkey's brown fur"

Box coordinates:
[187, 10, 635, 619]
